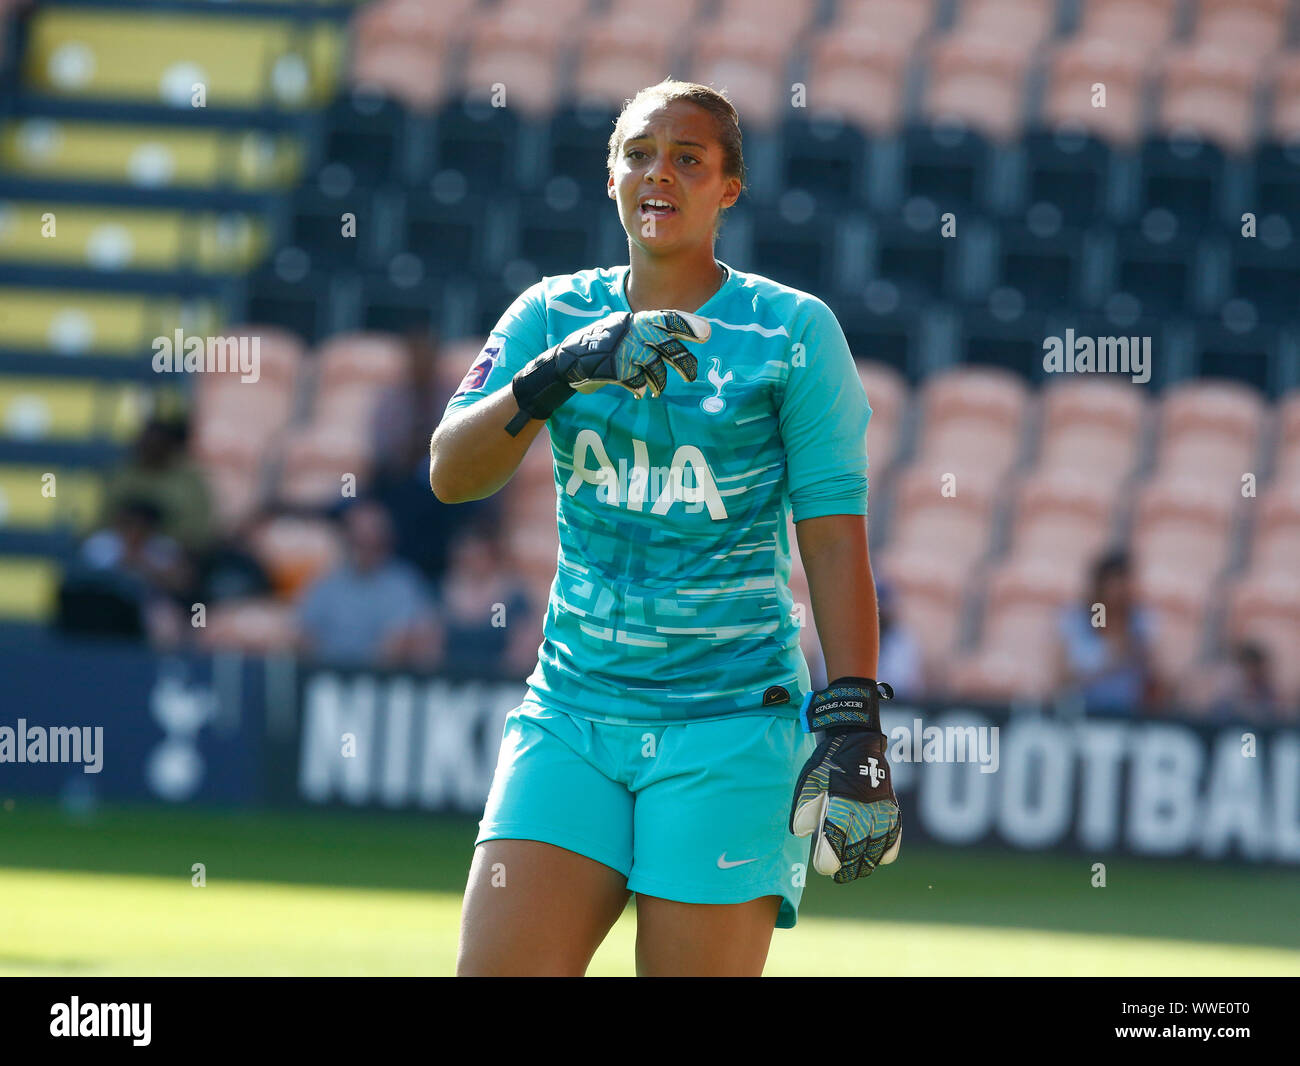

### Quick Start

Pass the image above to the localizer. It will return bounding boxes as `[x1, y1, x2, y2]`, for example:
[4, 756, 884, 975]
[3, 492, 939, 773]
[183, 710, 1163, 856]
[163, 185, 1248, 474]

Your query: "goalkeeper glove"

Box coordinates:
[505, 310, 708, 436]
[790, 676, 900, 883]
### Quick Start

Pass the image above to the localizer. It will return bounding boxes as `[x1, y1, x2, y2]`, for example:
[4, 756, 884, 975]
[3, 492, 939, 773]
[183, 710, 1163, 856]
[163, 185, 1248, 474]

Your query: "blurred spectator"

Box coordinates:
[433, 521, 539, 679]
[57, 498, 190, 643]
[1055, 551, 1156, 716]
[1203, 642, 1282, 724]
[101, 417, 214, 553]
[369, 329, 497, 582]
[195, 523, 273, 606]
[876, 579, 924, 699]
[296, 499, 439, 667]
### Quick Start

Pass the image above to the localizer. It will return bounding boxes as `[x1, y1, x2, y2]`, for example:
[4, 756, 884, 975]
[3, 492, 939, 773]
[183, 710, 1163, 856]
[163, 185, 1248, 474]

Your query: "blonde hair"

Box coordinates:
[607, 79, 747, 233]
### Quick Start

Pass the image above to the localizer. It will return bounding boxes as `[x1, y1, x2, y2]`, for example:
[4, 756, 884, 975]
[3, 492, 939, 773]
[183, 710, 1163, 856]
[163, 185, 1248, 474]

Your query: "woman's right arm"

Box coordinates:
[428, 384, 547, 504]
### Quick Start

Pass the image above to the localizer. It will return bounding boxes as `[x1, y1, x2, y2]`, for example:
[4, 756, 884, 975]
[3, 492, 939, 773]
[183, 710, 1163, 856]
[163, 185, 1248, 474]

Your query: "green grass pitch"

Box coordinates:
[1, 800, 1297, 976]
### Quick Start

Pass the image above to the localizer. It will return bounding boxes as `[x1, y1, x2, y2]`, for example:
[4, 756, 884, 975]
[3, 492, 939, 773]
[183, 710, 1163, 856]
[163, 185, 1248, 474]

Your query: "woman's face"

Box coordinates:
[607, 99, 741, 256]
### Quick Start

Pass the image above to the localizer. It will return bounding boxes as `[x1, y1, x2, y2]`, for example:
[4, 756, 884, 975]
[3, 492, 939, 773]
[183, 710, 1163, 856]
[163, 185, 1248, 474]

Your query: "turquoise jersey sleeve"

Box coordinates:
[443, 280, 550, 417]
[779, 297, 872, 521]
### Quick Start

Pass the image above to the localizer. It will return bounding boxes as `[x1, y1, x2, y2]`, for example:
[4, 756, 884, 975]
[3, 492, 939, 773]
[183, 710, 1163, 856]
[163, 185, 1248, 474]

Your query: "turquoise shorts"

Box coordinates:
[476, 699, 819, 929]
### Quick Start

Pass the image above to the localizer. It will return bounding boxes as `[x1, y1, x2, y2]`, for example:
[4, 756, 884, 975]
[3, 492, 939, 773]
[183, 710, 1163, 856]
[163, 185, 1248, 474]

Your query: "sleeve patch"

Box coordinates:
[455, 344, 500, 396]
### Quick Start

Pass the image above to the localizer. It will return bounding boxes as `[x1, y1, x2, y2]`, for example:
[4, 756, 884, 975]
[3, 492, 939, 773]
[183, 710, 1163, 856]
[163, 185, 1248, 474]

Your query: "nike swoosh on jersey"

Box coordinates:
[716, 853, 759, 869]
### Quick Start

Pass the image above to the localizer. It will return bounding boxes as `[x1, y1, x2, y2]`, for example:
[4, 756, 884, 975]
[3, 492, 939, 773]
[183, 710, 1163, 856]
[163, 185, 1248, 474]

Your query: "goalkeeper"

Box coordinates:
[430, 79, 896, 978]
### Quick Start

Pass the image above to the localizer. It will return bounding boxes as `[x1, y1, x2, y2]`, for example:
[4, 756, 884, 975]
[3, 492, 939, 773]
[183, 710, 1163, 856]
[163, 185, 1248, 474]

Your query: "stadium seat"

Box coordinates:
[0, 556, 60, 621]
[431, 99, 524, 195]
[1268, 54, 1300, 142]
[1007, 470, 1116, 576]
[1109, 224, 1204, 317]
[1225, 235, 1300, 325]
[835, 0, 938, 46]
[915, 366, 1030, 480]
[992, 220, 1089, 310]
[275, 425, 373, 508]
[1036, 377, 1145, 489]
[0, 201, 265, 274]
[1224, 570, 1300, 701]
[461, 6, 573, 118]
[0, 378, 97, 441]
[836, 298, 925, 379]
[1155, 380, 1265, 486]
[0, 119, 304, 191]
[1043, 36, 1149, 145]
[24, 8, 343, 108]
[955, 0, 1058, 45]
[869, 213, 963, 304]
[778, 117, 869, 205]
[1018, 128, 1114, 227]
[352, 0, 476, 54]
[0, 466, 100, 531]
[750, 205, 842, 295]
[1251, 484, 1300, 573]
[887, 463, 999, 570]
[1156, 43, 1260, 154]
[1193, 0, 1289, 54]
[321, 91, 409, 188]
[896, 124, 996, 214]
[315, 332, 408, 390]
[249, 515, 345, 600]
[1080, 0, 1178, 46]
[857, 360, 908, 480]
[688, 21, 791, 129]
[569, 24, 677, 112]
[403, 193, 494, 279]
[349, 41, 450, 112]
[874, 543, 970, 675]
[923, 32, 1035, 141]
[803, 25, 911, 133]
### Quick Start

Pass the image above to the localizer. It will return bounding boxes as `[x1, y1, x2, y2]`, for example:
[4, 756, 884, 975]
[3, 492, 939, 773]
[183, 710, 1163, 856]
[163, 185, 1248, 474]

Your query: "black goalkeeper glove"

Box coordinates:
[790, 676, 900, 883]
[505, 310, 709, 435]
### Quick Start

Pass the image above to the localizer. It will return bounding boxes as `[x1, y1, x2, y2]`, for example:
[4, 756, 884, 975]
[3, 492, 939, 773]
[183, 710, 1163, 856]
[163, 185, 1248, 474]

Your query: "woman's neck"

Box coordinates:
[625, 247, 725, 314]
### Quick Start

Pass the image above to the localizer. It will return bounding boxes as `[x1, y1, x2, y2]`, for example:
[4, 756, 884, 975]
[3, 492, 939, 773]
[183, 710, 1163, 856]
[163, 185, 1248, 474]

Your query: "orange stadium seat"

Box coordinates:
[1156, 43, 1261, 153]
[1269, 53, 1300, 141]
[915, 367, 1030, 482]
[350, 41, 449, 110]
[880, 480, 992, 575]
[461, 4, 576, 116]
[836, 0, 938, 46]
[1131, 476, 1238, 604]
[874, 544, 969, 679]
[1251, 484, 1300, 573]
[203, 465, 264, 534]
[1080, 0, 1179, 47]
[715, 0, 818, 35]
[1007, 470, 1116, 575]
[923, 32, 1035, 141]
[689, 21, 791, 129]
[1193, 0, 1289, 54]
[352, 0, 476, 53]
[1043, 36, 1150, 144]
[315, 332, 409, 389]
[1036, 377, 1145, 488]
[198, 597, 301, 653]
[276, 425, 373, 508]
[858, 361, 908, 481]
[572, 12, 681, 107]
[803, 25, 911, 132]
[947, 603, 1061, 701]
[956, 0, 1058, 47]
[249, 515, 345, 600]
[1224, 571, 1300, 702]
[1155, 380, 1266, 488]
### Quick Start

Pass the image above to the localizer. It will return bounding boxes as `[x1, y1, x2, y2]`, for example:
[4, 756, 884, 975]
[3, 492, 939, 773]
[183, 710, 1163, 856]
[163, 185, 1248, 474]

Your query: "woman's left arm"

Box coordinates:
[795, 513, 879, 683]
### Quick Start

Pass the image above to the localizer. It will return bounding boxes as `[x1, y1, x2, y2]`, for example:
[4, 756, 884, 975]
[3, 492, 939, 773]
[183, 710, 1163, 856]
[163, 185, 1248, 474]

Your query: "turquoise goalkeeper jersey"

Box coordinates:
[444, 261, 871, 724]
